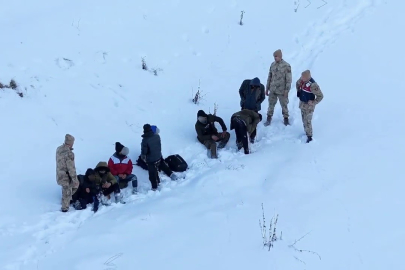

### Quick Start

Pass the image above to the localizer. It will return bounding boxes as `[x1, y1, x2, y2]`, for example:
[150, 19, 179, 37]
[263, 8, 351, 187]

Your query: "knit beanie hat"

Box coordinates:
[85, 168, 95, 177]
[115, 142, 124, 153]
[65, 134, 75, 145]
[143, 124, 152, 133]
[250, 77, 261, 86]
[197, 110, 207, 117]
[151, 125, 160, 134]
[273, 49, 282, 58]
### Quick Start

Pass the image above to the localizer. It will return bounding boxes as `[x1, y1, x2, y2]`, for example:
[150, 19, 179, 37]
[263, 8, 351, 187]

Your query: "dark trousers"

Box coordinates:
[147, 159, 172, 189]
[72, 189, 100, 211]
[231, 117, 249, 154]
[102, 183, 120, 196]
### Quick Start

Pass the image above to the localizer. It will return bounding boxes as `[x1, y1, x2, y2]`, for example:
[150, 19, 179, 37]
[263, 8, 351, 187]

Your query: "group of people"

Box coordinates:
[55, 49, 324, 212]
[56, 124, 178, 212]
[195, 49, 324, 157]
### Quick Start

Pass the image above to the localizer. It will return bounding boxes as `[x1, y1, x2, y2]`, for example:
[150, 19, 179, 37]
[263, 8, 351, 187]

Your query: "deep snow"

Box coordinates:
[1, 0, 404, 269]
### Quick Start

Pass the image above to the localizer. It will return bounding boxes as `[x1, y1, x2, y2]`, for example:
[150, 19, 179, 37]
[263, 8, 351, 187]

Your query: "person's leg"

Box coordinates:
[203, 140, 217, 159]
[278, 94, 290, 121]
[147, 162, 159, 190]
[159, 159, 176, 179]
[125, 174, 138, 193]
[265, 92, 278, 125]
[61, 186, 72, 212]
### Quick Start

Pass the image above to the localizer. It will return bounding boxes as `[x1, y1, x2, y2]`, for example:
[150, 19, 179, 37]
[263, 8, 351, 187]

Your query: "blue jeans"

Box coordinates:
[115, 174, 137, 188]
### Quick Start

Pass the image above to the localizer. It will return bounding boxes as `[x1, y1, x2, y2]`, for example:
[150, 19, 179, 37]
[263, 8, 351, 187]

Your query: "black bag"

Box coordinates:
[136, 155, 148, 170]
[164, 154, 188, 172]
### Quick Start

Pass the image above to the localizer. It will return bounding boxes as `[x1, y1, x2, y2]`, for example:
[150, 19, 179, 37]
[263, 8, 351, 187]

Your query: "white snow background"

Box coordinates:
[0, 0, 404, 269]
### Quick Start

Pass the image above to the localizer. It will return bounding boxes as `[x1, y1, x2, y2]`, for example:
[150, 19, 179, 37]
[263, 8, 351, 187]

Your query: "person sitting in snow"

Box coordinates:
[93, 161, 125, 204]
[141, 124, 177, 191]
[136, 125, 178, 180]
[72, 168, 100, 212]
[195, 110, 230, 159]
[108, 142, 138, 194]
[230, 109, 262, 154]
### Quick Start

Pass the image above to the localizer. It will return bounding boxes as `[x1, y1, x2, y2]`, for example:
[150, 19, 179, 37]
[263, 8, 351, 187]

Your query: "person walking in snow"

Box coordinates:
[195, 110, 230, 159]
[141, 124, 176, 191]
[108, 142, 138, 194]
[71, 168, 100, 212]
[239, 77, 266, 112]
[296, 70, 324, 143]
[264, 49, 293, 126]
[93, 161, 125, 204]
[230, 109, 262, 154]
[56, 134, 80, 212]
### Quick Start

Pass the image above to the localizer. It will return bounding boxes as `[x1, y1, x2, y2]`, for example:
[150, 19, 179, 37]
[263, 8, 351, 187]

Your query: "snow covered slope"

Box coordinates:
[1, 0, 403, 269]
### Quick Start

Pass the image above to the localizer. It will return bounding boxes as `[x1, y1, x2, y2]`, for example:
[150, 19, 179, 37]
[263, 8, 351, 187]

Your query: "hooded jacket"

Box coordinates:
[93, 161, 117, 186]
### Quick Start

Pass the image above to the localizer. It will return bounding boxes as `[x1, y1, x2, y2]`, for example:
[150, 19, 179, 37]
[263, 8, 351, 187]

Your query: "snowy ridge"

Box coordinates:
[2, 0, 404, 269]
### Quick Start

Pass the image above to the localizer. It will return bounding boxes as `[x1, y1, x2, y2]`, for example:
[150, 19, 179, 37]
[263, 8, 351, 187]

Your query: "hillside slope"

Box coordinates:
[1, 0, 403, 269]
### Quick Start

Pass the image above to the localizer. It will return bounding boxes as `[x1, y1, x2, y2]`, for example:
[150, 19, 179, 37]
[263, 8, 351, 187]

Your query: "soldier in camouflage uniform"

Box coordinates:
[264, 49, 292, 126]
[56, 134, 80, 212]
[296, 70, 324, 143]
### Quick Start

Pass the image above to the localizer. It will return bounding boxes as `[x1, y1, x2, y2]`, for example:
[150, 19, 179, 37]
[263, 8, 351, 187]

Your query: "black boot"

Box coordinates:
[306, 136, 312, 143]
[284, 117, 290, 126]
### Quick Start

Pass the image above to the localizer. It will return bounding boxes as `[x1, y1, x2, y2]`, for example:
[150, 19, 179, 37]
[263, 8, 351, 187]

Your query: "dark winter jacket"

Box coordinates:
[230, 109, 261, 134]
[239, 79, 265, 111]
[141, 131, 162, 163]
[195, 114, 227, 143]
[93, 161, 117, 187]
[78, 174, 100, 197]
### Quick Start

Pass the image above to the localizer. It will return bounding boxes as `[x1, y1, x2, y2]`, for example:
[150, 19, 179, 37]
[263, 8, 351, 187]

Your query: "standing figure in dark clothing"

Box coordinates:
[141, 124, 174, 191]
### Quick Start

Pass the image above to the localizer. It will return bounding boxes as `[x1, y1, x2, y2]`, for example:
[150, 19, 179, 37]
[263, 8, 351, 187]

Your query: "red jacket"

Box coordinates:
[108, 154, 133, 176]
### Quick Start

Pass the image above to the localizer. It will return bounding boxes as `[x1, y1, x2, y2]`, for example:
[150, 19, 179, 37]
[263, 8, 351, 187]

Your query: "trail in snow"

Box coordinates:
[3, 1, 381, 269]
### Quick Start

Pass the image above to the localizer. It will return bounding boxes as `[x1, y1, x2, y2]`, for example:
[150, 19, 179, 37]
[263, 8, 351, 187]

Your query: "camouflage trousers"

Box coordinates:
[300, 106, 315, 137]
[267, 91, 289, 118]
[61, 186, 78, 211]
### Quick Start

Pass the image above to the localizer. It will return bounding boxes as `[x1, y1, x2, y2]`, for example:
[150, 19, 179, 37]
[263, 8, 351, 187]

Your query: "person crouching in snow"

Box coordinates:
[72, 168, 100, 212]
[230, 109, 262, 154]
[195, 110, 230, 159]
[141, 124, 176, 191]
[93, 161, 125, 204]
[108, 142, 138, 194]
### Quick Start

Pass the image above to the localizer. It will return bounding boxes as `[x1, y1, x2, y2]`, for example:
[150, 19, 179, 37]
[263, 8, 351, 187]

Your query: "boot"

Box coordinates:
[73, 200, 82, 210]
[236, 142, 243, 150]
[306, 136, 313, 143]
[132, 186, 138, 194]
[218, 141, 226, 149]
[264, 116, 272, 126]
[283, 117, 290, 126]
[170, 173, 178, 181]
[101, 195, 111, 206]
[115, 193, 125, 204]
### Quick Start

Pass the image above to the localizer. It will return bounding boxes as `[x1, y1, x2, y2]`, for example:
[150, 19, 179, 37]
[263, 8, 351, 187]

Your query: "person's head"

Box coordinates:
[143, 124, 152, 134]
[64, 134, 75, 148]
[301, 70, 311, 81]
[115, 142, 129, 156]
[250, 77, 261, 90]
[95, 162, 109, 176]
[85, 168, 96, 181]
[197, 110, 208, 124]
[273, 49, 282, 62]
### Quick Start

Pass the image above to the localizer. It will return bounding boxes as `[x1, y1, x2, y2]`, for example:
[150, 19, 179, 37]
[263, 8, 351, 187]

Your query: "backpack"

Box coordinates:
[164, 154, 188, 172]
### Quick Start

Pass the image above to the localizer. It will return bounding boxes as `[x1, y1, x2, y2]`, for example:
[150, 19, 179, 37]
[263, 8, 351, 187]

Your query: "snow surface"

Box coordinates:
[0, 0, 404, 269]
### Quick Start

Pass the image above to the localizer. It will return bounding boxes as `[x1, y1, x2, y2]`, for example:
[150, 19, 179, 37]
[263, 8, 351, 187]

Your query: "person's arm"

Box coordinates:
[108, 157, 118, 176]
[285, 63, 292, 94]
[312, 83, 324, 105]
[214, 115, 227, 132]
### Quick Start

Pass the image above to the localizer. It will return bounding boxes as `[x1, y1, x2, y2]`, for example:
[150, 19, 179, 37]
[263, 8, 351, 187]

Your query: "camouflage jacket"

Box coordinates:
[296, 77, 324, 108]
[266, 59, 292, 95]
[56, 144, 78, 187]
[230, 109, 261, 134]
